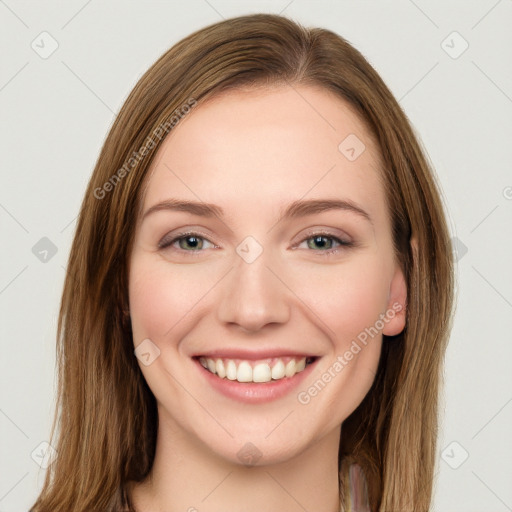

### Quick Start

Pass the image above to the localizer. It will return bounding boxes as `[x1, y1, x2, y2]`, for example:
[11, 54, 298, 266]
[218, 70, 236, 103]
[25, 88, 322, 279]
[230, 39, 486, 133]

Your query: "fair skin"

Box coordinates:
[127, 84, 407, 512]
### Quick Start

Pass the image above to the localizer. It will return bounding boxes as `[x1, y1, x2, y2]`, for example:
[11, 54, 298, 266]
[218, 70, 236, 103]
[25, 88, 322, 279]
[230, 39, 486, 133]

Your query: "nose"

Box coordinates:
[216, 248, 291, 333]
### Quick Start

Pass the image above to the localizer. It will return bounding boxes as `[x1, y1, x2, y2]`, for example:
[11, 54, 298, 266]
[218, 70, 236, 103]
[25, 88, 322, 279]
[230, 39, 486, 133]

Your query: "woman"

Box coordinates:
[30, 13, 455, 512]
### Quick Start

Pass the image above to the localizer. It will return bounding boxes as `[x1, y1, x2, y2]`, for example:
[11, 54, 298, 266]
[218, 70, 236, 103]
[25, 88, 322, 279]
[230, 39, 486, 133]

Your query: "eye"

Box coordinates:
[296, 232, 353, 255]
[158, 230, 354, 256]
[158, 232, 216, 252]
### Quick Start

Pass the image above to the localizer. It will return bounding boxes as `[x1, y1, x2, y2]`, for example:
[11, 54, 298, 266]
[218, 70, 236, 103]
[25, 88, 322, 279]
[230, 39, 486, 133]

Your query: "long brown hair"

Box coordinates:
[30, 13, 455, 512]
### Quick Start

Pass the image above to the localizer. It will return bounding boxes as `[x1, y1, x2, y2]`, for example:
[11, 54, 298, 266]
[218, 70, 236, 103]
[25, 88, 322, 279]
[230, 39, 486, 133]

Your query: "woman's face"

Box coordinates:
[128, 84, 407, 465]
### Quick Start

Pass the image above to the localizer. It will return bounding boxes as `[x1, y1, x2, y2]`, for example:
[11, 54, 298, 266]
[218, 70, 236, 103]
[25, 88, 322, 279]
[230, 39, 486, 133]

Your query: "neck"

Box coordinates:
[129, 408, 342, 512]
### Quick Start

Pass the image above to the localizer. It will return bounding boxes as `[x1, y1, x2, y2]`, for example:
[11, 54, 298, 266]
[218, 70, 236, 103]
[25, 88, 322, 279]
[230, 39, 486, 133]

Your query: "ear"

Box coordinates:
[382, 237, 415, 336]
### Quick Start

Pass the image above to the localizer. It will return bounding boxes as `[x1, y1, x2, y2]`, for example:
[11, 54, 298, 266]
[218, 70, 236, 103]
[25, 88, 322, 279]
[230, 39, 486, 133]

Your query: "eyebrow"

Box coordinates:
[142, 198, 372, 225]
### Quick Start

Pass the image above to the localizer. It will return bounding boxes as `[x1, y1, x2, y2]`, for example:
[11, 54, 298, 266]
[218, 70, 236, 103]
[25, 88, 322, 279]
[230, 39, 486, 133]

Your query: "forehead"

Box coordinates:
[142, 84, 388, 229]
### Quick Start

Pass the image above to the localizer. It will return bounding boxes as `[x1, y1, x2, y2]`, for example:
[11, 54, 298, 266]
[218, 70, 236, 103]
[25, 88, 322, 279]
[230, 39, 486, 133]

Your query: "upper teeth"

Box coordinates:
[199, 356, 308, 383]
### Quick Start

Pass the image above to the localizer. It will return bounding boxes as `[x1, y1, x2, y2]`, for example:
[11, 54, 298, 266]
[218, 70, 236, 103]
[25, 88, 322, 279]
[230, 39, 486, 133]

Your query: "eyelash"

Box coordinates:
[158, 230, 354, 256]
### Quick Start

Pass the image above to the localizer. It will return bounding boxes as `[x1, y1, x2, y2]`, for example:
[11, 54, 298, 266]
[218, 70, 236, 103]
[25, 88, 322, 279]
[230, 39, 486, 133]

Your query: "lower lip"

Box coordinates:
[194, 358, 318, 404]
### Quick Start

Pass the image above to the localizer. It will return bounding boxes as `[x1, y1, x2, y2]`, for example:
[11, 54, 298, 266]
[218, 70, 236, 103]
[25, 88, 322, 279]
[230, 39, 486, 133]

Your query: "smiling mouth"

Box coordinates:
[195, 355, 318, 384]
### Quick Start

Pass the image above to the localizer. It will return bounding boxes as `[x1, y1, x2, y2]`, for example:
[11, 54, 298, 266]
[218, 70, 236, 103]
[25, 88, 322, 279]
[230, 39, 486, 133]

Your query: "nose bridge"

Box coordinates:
[216, 239, 290, 331]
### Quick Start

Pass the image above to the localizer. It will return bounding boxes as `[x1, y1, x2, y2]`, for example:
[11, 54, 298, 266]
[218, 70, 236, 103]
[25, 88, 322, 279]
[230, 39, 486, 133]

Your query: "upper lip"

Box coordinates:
[193, 349, 317, 360]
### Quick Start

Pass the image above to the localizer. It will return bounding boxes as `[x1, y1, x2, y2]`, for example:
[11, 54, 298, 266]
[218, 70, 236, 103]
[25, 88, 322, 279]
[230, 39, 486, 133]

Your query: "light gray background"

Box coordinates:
[1, 1, 511, 511]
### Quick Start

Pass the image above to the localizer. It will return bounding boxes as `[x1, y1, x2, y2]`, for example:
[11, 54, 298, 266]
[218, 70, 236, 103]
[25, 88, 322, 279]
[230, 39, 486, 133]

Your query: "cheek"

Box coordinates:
[289, 254, 391, 344]
[128, 256, 215, 343]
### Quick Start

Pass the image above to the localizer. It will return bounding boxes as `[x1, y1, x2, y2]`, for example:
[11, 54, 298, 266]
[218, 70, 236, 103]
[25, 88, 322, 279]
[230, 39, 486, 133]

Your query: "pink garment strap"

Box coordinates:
[348, 463, 371, 512]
